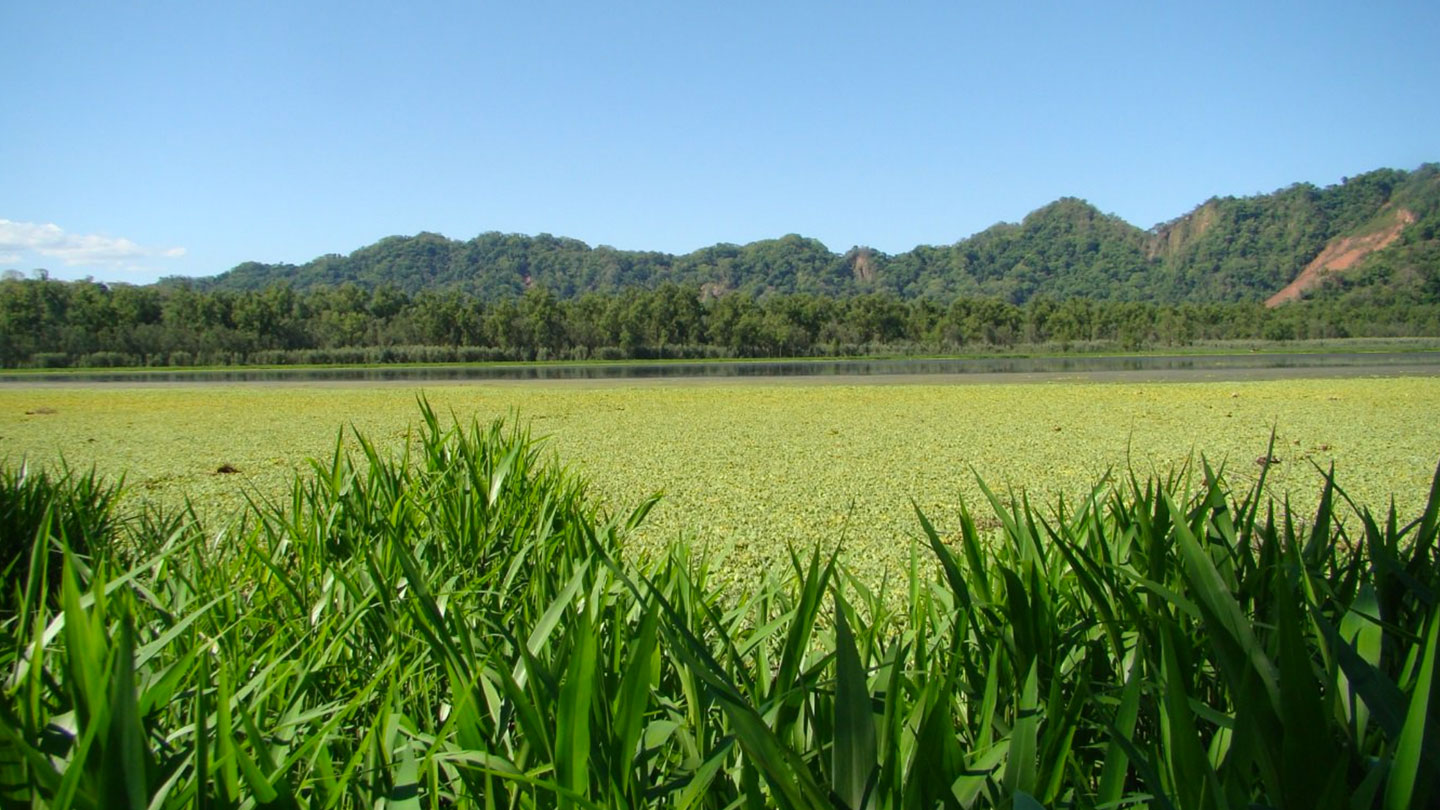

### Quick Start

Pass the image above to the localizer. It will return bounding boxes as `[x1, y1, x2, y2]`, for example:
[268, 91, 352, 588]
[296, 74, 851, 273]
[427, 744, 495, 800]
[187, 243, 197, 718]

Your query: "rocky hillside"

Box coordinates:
[1265, 207, 1416, 306]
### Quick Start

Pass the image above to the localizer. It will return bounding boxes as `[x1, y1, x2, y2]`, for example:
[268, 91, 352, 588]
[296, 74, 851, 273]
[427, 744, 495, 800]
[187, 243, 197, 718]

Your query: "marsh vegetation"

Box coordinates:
[3, 377, 1439, 588]
[2, 400, 1438, 807]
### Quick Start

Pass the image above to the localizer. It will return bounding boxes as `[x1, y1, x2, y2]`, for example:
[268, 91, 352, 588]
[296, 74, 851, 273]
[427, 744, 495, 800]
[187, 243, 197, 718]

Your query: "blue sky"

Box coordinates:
[2, 1, 1437, 284]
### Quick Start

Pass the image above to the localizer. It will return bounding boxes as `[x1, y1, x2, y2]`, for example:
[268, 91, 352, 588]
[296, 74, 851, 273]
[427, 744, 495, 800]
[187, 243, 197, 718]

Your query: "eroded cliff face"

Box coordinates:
[848, 247, 877, 283]
[1265, 207, 1417, 307]
[1146, 200, 1221, 261]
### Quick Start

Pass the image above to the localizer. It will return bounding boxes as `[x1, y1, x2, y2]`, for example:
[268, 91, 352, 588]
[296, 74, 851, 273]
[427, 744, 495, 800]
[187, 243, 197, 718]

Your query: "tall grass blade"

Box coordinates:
[557, 610, 598, 810]
[831, 593, 876, 810]
[1385, 606, 1439, 810]
[105, 616, 149, 810]
[1002, 660, 1040, 799]
[1096, 653, 1144, 806]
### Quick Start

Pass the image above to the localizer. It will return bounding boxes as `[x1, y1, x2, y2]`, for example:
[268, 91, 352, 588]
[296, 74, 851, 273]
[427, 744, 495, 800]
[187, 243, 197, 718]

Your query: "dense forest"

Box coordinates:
[2, 164, 1438, 368]
[169, 165, 1440, 305]
[3, 276, 1438, 368]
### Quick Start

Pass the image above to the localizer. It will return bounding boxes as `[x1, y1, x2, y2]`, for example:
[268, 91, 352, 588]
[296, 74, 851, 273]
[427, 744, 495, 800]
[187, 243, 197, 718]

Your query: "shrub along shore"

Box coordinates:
[2, 403, 1438, 808]
[6, 270, 1440, 370]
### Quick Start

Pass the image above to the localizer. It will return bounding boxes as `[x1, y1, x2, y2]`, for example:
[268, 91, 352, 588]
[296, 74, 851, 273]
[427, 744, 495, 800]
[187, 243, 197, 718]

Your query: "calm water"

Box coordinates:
[4, 351, 1440, 385]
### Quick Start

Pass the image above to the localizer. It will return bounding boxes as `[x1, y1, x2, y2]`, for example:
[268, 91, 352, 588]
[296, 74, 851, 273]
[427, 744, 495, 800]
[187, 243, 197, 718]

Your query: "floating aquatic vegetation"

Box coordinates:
[1, 376, 1437, 586]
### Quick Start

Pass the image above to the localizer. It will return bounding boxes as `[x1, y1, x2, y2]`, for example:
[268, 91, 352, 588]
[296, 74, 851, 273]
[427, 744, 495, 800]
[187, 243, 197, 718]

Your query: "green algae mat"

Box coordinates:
[2, 376, 1437, 586]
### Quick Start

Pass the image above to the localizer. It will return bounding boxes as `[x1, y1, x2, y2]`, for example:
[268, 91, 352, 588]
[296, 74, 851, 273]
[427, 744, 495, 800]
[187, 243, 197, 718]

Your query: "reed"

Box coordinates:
[1, 402, 1435, 808]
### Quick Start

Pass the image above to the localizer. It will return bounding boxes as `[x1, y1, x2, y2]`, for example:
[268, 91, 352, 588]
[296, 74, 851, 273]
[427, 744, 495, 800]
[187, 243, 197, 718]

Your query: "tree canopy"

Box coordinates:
[153, 165, 1440, 307]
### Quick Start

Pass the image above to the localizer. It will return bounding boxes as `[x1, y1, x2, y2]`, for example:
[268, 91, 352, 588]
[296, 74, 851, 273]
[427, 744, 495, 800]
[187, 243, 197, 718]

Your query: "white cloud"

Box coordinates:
[0, 219, 186, 268]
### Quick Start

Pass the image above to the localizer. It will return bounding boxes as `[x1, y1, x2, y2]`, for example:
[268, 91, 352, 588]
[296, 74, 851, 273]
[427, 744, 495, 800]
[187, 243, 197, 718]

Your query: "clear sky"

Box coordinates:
[3, 1, 1437, 284]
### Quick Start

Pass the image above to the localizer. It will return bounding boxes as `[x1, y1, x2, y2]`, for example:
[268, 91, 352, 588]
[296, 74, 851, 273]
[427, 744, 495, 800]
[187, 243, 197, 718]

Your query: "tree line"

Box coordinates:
[3, 275, 1438, 368]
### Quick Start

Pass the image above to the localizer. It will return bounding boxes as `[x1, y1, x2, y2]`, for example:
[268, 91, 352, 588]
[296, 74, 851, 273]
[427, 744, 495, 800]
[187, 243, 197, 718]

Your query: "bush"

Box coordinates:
[78, 351, 133, 368]
[29, 352, 69, 368]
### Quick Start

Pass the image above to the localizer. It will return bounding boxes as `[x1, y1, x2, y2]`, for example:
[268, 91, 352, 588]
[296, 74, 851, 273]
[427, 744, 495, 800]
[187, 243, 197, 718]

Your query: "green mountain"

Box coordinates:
[174, 164, 1440, 305]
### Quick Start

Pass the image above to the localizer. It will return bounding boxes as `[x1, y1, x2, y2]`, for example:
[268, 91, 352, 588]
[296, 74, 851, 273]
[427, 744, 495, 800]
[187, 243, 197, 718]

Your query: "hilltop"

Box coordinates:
[170, 164, 1440, 306]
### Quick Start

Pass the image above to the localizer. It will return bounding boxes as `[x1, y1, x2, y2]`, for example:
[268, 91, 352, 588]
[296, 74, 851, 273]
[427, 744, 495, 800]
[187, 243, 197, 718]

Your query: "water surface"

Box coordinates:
[3, 351, 1439, 385]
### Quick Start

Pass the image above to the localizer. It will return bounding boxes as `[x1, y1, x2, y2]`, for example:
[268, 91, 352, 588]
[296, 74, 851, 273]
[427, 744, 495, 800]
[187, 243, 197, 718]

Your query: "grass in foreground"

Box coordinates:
[1, 402, 1438, 808]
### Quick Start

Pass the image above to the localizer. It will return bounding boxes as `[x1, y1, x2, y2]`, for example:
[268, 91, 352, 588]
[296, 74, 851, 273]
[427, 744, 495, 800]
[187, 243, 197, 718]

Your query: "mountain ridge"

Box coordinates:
[171, 164, 1440, 306]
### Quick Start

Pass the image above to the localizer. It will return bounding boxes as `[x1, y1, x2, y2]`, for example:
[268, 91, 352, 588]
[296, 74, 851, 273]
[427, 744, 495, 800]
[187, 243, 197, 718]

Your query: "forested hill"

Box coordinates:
[175, 164, 1440, 305]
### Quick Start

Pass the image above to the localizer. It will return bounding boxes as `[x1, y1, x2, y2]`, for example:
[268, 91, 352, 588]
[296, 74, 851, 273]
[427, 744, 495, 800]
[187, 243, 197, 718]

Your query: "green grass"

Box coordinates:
[2, 401, 1438, 807]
